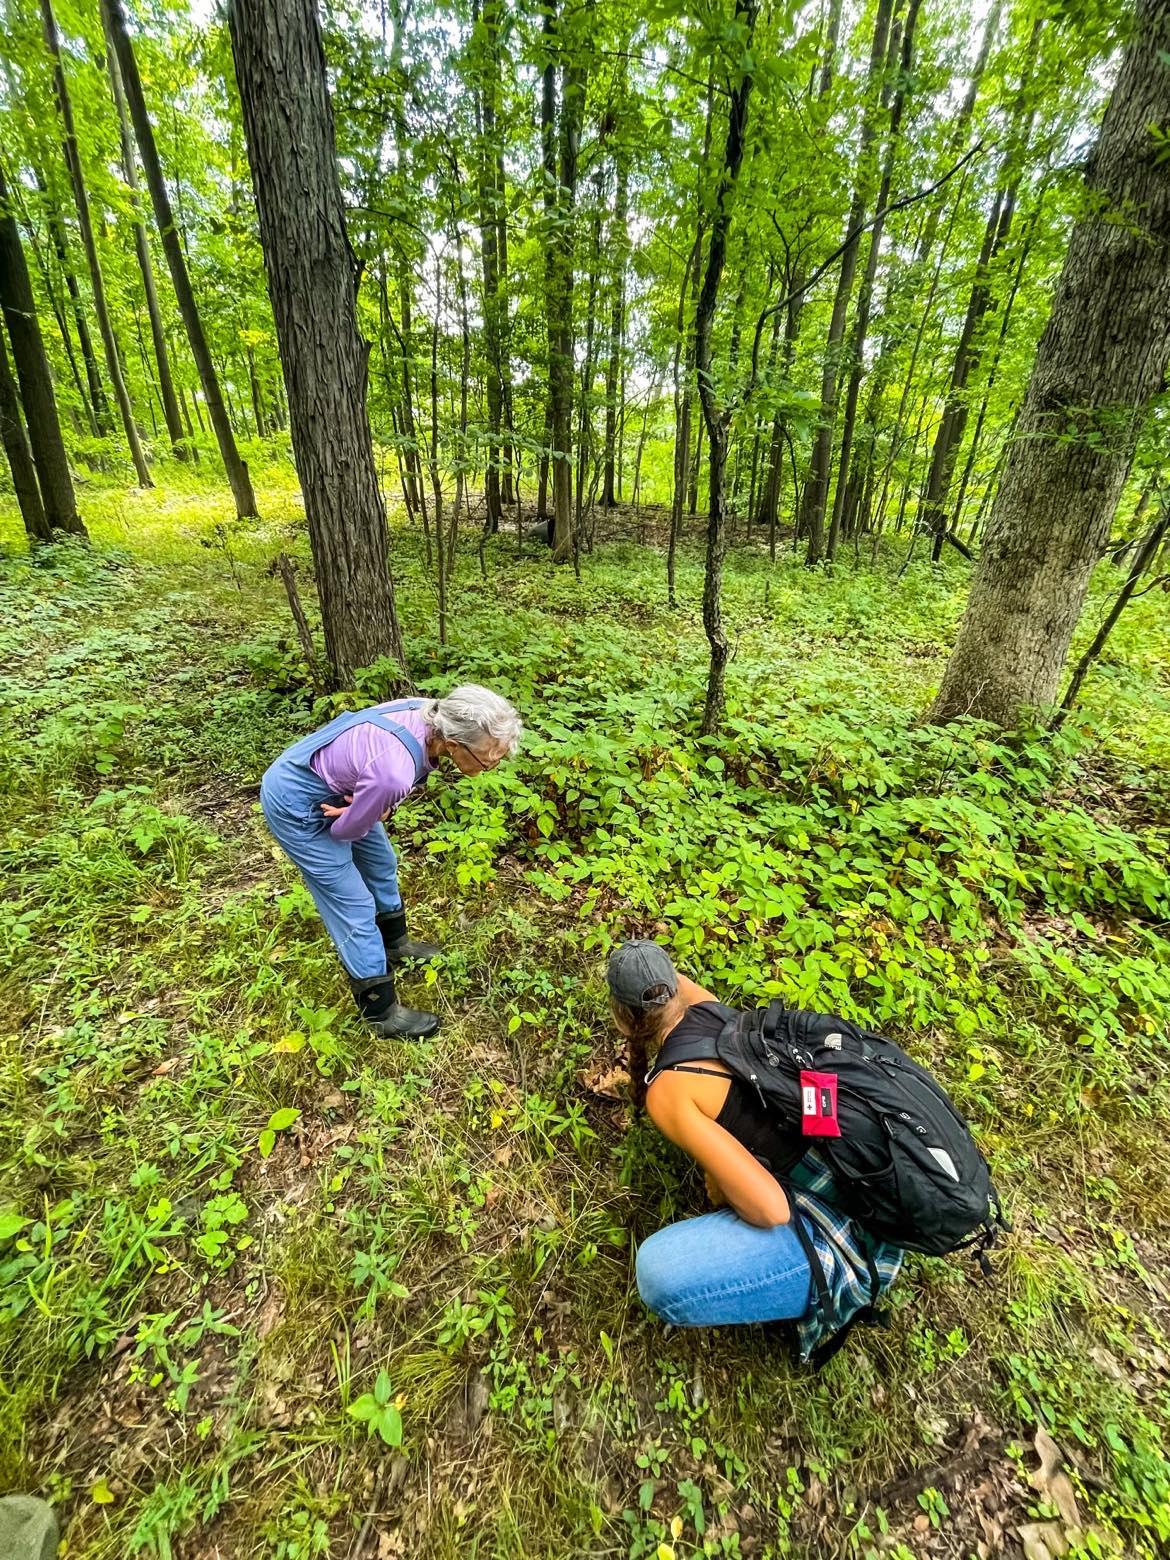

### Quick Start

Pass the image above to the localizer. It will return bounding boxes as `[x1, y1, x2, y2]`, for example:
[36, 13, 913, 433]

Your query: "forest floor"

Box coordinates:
[2, 464, 1169, 1560]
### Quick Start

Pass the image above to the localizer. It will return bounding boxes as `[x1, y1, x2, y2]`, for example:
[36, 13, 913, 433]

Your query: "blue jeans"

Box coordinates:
[260, 755, 401, 979]
[636, 1210, 813, 1326]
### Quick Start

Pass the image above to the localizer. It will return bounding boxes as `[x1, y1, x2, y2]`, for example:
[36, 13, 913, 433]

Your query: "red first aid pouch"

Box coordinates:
[800, 1070, 841, 1137]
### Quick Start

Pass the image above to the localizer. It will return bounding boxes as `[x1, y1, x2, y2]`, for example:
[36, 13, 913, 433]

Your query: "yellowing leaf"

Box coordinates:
[656, 1545, 675, 1560]
[91, 1477, 115, 1505]
[273, 1032, 306, 1054]
[670, 1515, 684, 1539]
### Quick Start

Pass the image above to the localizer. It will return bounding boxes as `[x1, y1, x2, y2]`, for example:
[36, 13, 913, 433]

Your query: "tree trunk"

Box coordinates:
[104, 12, 186, 457]
[930, 0, 1170, 727]
[247, 346, 267, 436]
[757, 0, 842, 544]
[475, 0, 504, 534]
[688, 405, 703, 517]
[542, 2, 590, 565]
[35, 173, 106, 433]
[827, 0, 919, 561]
[377, 268, 415, 520]
[800, 0, 895, 563]
[104, 0, 257, 517]
[228, 0, 406, 679]
[603, 156, 628, 507]
[914, 0, 1002, 264]
[497, 141, 516, 510]
[575, 170, 604, 554]
[428, 251, 447, 646]
[449, 215, 472, 572]
[631, 372, 660, 525]
[921, 22, 1040, 560]
[0, 323, 51, 543]
[951, 201, 1041, 536]
[698, 0, 758, 737]
[1054, 506, 1170, 726]
[42, 0, 151, 486]
[872, 170, 969, 533]
[401, 283, 427, 523]
[537, 398, 552, 520]
[667, 234, 698, 605]
[0, 166, 84, 536]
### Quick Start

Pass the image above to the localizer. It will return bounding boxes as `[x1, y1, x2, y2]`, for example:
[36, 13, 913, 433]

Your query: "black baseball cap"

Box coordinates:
[607, 940, 678, 1009]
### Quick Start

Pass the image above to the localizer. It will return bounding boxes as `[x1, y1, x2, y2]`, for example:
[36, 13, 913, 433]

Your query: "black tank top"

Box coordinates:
[657, 1000, 805, 1177]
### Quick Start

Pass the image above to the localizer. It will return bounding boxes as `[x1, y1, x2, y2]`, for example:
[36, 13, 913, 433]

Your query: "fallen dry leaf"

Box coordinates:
[580, 1061, 630, 1100]
[1017, 1520, 1070, 1560]
[1031, 1425, 1082, 1531]
[1088, 1346, 1125, 1383]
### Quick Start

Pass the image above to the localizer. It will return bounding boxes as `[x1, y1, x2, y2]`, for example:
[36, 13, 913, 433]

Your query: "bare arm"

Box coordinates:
[648, 1075, 790, 1228]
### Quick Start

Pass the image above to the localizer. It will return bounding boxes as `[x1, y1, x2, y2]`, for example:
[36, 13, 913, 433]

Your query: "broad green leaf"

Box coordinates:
[375, 1404, 403, 1447]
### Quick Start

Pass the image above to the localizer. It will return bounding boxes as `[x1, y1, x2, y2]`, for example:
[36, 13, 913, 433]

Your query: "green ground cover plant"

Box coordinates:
[1, 470, 1169, 1557]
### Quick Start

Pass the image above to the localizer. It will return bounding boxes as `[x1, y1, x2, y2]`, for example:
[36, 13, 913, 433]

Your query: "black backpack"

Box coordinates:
[648, 1000, 1008, 1263]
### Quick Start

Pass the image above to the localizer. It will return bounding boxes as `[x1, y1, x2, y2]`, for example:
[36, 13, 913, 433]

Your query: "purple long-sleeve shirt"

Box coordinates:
[309, 704, 435, 841]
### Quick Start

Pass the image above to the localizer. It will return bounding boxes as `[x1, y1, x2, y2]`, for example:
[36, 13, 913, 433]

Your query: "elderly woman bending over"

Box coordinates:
[261, 685, 521, 1038]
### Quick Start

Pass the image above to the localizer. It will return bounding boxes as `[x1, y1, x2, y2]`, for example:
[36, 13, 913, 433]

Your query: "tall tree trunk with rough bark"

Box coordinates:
[41, 0, 152, 487]
[475, 0, 505, 533]
[35, 171, 107, 433]
[827, 0, 919, 561]
[104, 0, 257, 517]
[603, 156, 628, 507]
[920, 21, 1040, 561]
[930, 0, 1170, 727]
[800, 0, 894, 563]
[497, 142, 516, 509]
[0, 165, 84, 536]
[542, 2, 590, 565]
[670, 70, 713, 586]
[228, 0, 405, 679]
[756, 0, 841, 543]
[667, 235, 696, 605]
[698, 0, 758, 736]
[104, 13, 186, 458]
[0, 323, 50, 543]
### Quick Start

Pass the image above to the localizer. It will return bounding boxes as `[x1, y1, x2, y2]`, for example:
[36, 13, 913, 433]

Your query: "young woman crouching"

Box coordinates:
[607, 940, 903, 1362]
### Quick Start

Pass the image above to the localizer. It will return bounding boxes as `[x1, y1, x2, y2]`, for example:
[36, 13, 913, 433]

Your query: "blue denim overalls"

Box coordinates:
[259, 700, 427, 978]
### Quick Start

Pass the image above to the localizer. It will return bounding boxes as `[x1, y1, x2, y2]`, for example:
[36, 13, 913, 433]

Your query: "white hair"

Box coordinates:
[427, 684, 522, 756]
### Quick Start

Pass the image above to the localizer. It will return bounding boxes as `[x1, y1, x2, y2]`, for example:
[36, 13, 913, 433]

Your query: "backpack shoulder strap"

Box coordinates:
[646, 1003, 738, 1087]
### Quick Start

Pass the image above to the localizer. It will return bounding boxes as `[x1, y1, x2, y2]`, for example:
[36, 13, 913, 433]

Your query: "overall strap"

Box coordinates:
[278, 699, 427, 772]
[362, 710, 426, 780]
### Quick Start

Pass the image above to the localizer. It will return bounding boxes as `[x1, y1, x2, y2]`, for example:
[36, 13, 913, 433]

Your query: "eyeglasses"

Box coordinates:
[453, 740, 494, 773]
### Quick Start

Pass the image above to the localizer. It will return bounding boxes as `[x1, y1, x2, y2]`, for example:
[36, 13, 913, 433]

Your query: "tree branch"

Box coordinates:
[747, 141, 986, 396]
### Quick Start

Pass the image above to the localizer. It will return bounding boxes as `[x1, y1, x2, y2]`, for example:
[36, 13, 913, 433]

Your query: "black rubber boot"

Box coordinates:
[376, 908, 441, 965]
[351, 972, 440, 1039]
